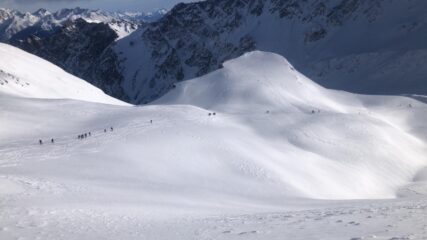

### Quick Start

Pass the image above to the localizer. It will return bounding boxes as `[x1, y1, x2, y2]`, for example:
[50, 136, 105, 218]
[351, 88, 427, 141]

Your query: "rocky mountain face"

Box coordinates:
[2, 1, 427, 104]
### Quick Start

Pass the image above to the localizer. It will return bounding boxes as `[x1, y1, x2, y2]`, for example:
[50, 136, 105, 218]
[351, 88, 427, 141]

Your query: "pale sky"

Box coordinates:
[0, 0, 198, 12]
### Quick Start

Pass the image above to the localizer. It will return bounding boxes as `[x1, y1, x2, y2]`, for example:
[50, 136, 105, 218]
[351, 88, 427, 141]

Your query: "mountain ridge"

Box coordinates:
[96, 0, 427, 103]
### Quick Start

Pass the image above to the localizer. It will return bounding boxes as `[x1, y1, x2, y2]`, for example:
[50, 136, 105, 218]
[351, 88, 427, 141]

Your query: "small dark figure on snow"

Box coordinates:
[311, 110, 315, 114]
[39, 139, 43, 145]
[89, 132, 91, 136]
[110, 127, 114, 131]
[150, 120, 153, 124]
[208, 113, 212, 116]
[51, 139, 54, 143]
[84, 133, 87, 138]
[104, 129, 107, 133]
[213, 112, 216, 116]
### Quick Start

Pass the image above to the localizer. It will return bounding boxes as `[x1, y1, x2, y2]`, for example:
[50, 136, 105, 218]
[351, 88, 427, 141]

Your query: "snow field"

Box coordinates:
[1, 48, 427, 239]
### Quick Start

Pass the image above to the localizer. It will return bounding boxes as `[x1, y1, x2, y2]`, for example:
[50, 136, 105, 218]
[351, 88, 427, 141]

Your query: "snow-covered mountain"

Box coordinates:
[1, 1, 426, 238]
[0, 7, 166, 42]
[6, 1, 425, 104]
[87, 0, 426, 104]
[0, 43, 126, 105]
[112, 9, 168, 23]
[1, 50, 427, 239]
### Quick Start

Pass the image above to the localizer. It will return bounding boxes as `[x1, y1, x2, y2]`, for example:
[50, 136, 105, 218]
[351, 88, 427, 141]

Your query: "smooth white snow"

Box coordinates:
[1, 50, 427, 239]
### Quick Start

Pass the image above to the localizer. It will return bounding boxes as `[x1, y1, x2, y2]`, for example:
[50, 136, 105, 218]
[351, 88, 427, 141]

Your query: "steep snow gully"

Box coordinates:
[1, 47, 427, 239]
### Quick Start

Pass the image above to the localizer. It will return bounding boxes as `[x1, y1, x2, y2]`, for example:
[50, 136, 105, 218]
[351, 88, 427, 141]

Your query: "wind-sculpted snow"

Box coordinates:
[1, 51, 427, 239]
[157, 51, 427, 199]
[0, 43, 127, 105]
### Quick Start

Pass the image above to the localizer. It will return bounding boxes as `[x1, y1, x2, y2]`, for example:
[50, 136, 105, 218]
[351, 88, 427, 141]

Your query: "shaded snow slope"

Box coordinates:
[157, 51, 427, 199]
[0, 43, 127, 105]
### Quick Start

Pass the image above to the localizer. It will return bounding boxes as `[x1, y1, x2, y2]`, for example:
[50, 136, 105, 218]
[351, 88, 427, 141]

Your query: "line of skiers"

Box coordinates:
[78, 132, 91, 140]
[38, 127, 114, 145]
[81, 127, 114, 139]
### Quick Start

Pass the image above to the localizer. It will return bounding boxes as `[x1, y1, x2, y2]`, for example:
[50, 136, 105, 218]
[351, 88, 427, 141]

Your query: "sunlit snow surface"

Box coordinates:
[0, 43, 127, 105]
[1, 47, 427, 239]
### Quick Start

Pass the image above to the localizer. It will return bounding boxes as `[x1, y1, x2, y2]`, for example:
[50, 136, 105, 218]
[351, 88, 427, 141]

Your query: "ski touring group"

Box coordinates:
[38, 127, 115, 145]
[37, 119, 156, 145]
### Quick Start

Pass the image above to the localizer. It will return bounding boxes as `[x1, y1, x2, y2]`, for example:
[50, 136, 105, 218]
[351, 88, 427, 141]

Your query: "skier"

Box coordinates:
[51, 138, 54, 143]
[150, 120, 153, 124]
[110, 127, 114, 131]
[84, 133, 87, 138]
[89, 132, 91, 136]
[104, 129, 107, 133]
[39, 139, 43, 145]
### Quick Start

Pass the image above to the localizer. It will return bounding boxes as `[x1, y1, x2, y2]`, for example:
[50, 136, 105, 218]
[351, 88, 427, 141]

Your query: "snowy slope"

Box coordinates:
[1, 51, 427, 239]
[157, 51, 427, 199]
[0, 43, 126, 105]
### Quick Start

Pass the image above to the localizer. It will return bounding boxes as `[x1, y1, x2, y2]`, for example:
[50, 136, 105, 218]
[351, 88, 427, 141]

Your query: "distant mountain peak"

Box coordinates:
[33, 8, 50, 16]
